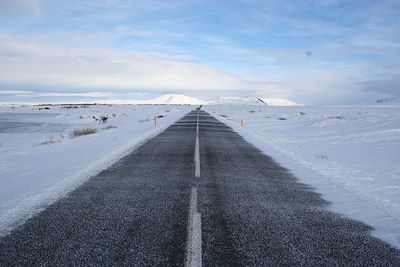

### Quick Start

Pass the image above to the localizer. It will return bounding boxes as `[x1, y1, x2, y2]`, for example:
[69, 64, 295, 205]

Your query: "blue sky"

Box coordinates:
[0, 0, 399, 104]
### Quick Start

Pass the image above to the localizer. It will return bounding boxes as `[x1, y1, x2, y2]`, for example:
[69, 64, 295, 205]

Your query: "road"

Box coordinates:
[1, 110, 400, 266]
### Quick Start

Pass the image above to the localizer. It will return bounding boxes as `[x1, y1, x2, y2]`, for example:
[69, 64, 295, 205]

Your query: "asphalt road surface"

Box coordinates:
[1, 110, 400, 266]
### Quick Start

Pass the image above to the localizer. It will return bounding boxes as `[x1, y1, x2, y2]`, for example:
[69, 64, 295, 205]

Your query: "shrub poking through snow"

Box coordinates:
[100, 116, 108, 123]
[318, 153, 328, 160]
[38, 134, 65, 145]
[39, 138, 61, 145]
[70, 128, 98, 138]
[327, 115, 344, 120]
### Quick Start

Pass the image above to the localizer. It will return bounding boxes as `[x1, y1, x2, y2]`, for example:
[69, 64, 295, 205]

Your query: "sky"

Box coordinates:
[0, 0, 399, 104]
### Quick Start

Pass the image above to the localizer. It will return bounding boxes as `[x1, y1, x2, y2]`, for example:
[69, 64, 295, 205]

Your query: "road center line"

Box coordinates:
[185, 186, 202, 267]
[194, 111, 200, 178]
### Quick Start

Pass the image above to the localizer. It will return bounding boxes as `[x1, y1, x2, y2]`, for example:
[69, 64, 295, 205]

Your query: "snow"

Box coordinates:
[96, 94, 206, 105]
[209, 96, 300, 106]
[261, 97, 300, 106]
[23, 93, 299, 107]
[2, 101, 399, 248]
[210, 96, 262, 105]
[147, 94, 205, 105]
[142, 94, 300, 106]
[205, 104, 400, 248]
[0, 104, 191, 235]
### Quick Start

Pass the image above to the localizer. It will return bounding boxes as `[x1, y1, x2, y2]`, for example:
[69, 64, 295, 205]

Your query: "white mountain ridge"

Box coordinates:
[210, 96, 299, 106]
[99, 94, 300, 106]
[262, 97, 300, 106]
[146, 94, 204, 105]
[99, 94, 205, 105]
[211, 96, 261, 105]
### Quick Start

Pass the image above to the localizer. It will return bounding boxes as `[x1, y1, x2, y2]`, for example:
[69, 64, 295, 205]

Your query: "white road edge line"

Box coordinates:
[194, 111, 201, 178]
[185, 186, 202, 267]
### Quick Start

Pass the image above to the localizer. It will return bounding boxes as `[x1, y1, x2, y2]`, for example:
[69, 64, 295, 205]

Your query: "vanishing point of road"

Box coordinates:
[1, 110, 400, 266]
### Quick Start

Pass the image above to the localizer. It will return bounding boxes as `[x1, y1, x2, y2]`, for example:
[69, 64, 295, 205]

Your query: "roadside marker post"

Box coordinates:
[154, 115, 157, 126]
[240, 119, 244, 127]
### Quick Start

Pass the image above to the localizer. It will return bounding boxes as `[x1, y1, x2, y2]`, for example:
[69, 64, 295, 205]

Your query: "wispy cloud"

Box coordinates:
[0, 90, 112, 98]
[0, 33, 272, 92]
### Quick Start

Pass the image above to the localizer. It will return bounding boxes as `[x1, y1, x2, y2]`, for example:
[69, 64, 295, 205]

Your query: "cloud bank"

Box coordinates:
[0, 34, 293, 97]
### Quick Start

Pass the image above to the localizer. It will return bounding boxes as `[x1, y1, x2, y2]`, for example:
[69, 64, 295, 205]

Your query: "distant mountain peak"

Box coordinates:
[261, 98, 300, 106]
[147, 94, 205, 105]
[211, 96, 261, 105]
[97, 94, 300, 106]
[209, 96, 300, 106]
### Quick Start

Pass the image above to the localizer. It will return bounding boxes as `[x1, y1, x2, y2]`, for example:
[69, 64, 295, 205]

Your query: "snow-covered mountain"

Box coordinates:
[99, 94, 299, 106]
[209, 96, 300, 106]
[147, 94, 204, 105]
[210, 96, 263, 105]
[261, 98, 300, 106]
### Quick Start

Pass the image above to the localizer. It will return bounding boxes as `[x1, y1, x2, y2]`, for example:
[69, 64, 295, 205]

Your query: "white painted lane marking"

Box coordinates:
[194, 111, 200, 178]
[195, 136, 200, 178]
[185, 186, 202, 267]
[196, 111, 199, 133]
[187, 111, 202, 266]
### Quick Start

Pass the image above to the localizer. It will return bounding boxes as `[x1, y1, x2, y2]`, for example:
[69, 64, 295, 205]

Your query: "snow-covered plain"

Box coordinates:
[1, 101, 399, 248]
[0, 104, 191, 235]
[205, 104, 400, 248]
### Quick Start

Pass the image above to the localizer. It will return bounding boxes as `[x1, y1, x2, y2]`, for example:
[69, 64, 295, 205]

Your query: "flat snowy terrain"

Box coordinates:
[0, 104, 191, 235]
[1, 103, 399, 248]
[205, 104, 400, 247]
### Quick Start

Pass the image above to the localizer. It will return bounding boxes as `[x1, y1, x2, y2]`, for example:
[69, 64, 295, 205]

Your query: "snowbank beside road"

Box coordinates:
[0, 104, 191, 235]
[205, 105, 400, 248]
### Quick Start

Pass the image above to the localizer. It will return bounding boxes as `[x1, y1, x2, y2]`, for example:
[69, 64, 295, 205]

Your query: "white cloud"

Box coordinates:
[0, 90, 113, 98]
[1, 32, 393, 104]
[36, 92, 114, 97]
[0, 90, 32, 95]
[0, 0, 40, 17]
[0, 33, 294, 96]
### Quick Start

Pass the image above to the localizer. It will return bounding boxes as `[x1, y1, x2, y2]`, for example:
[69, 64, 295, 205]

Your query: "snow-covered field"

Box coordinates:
[1, 102, 399, 248]
[205, 104, 400, 247]
[0, 104, 191, 235]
